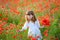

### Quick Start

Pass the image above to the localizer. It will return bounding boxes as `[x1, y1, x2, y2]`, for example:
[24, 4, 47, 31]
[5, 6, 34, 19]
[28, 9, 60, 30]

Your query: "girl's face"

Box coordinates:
[25, 15, 33, 20]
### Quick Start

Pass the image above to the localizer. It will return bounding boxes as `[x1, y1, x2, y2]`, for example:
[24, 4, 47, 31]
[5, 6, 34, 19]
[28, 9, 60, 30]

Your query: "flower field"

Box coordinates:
[0, 0, 60, 40]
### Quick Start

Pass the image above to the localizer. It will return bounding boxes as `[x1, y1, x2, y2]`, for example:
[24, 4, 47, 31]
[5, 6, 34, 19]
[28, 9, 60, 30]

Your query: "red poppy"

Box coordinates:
[9, 0, 20, 4]
[2, 18, 8, 21]
[43, 30, 48, 37]
[44, 2, 51, 9]
[1, 22, 6, 27]
[54, 7, 59, 11]
[0, 0, 8, 5]
[0, 24, 2, 27]
[28, 36, 33, 38]
[4, 0, 8, 4]
[13, 35, 17, 39]
[2, 22, 7, 25]
[55, 37, 59, 40]
[32, 0, 39, 3]
[54, 0, 60, 6]
[37, 3, 45, 12]
[31, 0, 39, 3]
[37, 3, 43, 9]
[5, 27, 9, 30]
[1, 5, 5, 9]
[31, 37, 37, 40]
[14, 0, 20, 4]
[44, 33, 48, 37]
[0, 27, 4, 34]
[9, 5, 20, 15]
[27, 7, 31, 11]
[41, 18, 50, 26]
[0, 20, 2, 23]
[44, 0, 47, 3]
[50, 9, 55, 14]
[9, 23, 16, 30]
[0, 22, 6, 27]
[0, 14, 2, 16]
[10, 8, 20, 15]
[10, 23, 14, 27]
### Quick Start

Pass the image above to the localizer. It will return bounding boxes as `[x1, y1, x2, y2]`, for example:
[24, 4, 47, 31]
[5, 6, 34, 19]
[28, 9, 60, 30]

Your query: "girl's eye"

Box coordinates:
[26, 14, 29, 15]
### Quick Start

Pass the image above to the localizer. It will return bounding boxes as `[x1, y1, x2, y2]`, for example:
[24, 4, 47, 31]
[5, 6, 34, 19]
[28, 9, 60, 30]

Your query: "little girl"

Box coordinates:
[18, 11, 43, 40]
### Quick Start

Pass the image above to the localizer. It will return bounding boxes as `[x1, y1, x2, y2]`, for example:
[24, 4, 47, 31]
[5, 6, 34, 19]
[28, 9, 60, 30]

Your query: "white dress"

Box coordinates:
[21, 19, 42, 39]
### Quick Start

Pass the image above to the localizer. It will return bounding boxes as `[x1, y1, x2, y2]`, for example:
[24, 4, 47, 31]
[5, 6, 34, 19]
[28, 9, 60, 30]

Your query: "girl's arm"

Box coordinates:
[37, 20, 44, 28]
[21, 21, 28, 31]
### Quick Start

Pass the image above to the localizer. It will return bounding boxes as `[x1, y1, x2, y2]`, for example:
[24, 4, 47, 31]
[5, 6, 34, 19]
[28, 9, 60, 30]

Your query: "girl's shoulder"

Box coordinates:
[35, 19, 39, 23]
[36, 19, 39, 22]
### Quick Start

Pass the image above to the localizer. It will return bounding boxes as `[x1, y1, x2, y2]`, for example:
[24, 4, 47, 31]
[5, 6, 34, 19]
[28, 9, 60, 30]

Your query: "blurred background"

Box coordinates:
[0, 0, 60, 40]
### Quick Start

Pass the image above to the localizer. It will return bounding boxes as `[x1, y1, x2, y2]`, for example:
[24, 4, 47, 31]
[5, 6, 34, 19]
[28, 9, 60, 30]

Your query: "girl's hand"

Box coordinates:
[40, 25, 44, 28]
[42, 25, 44, 28]
[17, 30, 21, 33]
[17, 29, 23, 33]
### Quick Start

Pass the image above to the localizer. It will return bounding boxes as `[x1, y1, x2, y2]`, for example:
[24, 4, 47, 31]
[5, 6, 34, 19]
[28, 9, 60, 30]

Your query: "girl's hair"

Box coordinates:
[25, 11, 37, 23]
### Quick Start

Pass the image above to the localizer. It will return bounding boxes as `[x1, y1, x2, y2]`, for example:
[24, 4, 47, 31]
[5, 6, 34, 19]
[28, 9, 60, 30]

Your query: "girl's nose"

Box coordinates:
[28, 15, 33, 19]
